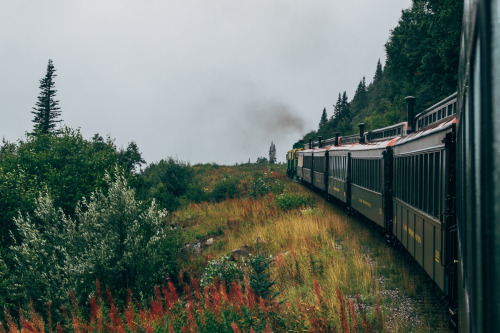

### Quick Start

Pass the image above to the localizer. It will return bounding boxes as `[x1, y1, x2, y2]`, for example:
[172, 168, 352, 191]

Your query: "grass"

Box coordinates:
[2, 163, 448, 332]
[175, 164, 449, 332]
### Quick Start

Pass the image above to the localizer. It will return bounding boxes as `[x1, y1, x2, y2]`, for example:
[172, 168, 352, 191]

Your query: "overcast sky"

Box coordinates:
[0, 0, 412, 165]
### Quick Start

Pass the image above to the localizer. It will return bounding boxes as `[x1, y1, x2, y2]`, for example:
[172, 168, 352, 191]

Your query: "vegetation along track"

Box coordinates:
[175, 165, 450, 332]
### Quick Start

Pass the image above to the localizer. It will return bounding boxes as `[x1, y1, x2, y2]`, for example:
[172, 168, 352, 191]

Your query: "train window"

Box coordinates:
[367, 160, 371, 190]
[420, 154, 424, 210]
[409, 155, 414, 205]
[434, 151, 440, 217]
[438, 109, 442, 120]
[433, 112, 436, 123]
[426, 153, 430, 212]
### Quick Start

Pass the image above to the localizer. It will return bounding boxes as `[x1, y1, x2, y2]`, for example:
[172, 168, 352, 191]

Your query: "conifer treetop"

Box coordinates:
[31, 59, 61, 135]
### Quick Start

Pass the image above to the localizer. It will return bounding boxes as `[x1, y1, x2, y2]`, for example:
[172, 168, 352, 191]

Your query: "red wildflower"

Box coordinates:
[95, 280, 102, 301]
[191, 278, 201, 302]
[56, 323, 64, 333]
[314, 279, 323, 306]
[231, 322, 241, 333]
[336, 289, 348, 333]
[167, 281, 178, 302]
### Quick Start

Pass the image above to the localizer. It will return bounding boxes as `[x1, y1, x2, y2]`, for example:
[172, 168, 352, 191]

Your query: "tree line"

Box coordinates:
[298, 0, 463, 146]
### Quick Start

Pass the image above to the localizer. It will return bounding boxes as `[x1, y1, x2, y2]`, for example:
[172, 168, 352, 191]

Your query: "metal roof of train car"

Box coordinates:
[349, 138, 399, 151]
[393, 116, 456, 147]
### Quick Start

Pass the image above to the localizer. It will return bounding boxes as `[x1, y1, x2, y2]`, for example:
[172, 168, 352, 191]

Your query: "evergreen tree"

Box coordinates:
[333, 93, 342, 120]
[339, 91, 350, 121]
[373, 59, 383, 83]
[31, 59, 61, 135]
[319, 108, 328, 129]
[268, 141, 277, 164]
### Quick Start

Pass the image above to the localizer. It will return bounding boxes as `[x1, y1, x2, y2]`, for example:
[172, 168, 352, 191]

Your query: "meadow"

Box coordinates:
[1, 163, 448, 332]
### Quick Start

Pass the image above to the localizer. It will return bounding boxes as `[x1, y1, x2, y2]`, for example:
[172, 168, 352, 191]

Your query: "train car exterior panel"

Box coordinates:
[351, 185, 384, 227]
[328, 177, 347, 202]
[313, 171, 326, 191]
[297, 153, 304, 179]
[302, 168, 312, 184]
[394, 198, 445, 291]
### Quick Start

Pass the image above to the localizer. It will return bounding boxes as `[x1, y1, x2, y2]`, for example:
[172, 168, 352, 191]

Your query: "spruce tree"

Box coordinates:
[31, 59, 61, 135]
[340, 91, 350, 121]
[319, 108, 328, 129]
[268, 141, 276, 164]
[373, 59, 383, 83]
[333, 93, 342, 119]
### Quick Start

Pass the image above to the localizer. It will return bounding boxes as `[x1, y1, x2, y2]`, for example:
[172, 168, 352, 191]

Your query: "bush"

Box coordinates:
[250, 171, 285, 198]
[211, 177, 240, 202]
[8, 170, 182, 314]
[201, 255, 246, 288]
[275, 193, 314, 210]
[138, 157, 193, 211]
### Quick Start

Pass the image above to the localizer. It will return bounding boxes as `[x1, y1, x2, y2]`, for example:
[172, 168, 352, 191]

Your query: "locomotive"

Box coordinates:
[286, 1, 500, 331]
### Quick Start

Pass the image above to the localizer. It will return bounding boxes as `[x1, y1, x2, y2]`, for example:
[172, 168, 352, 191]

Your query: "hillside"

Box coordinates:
[2, 163, 449, 332]
[297, 0, 463, 147]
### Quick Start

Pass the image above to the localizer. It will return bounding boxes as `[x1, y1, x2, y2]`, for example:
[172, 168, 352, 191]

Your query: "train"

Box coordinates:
[286, 1, 499, 332]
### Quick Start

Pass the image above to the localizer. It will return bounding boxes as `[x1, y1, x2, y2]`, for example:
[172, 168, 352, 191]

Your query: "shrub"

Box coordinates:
[8, 170, 182, 314]
[250, 172, 284, 198]
[275, 193, 314, 210]
[248, 251, 278, 301]
[211, 177, 240, 202]
[138, 157, 193, 211]
[201, 255, 246, 288]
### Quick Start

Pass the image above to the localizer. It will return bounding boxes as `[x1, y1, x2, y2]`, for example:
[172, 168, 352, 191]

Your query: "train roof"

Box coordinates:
[349, 137, 400, 152]
[392, 116, 456, 147]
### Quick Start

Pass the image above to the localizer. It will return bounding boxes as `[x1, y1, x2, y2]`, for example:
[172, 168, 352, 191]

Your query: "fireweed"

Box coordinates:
[1, 279, 383, 333]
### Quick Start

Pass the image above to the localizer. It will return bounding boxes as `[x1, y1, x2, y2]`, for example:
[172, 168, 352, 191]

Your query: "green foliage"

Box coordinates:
[31, 59, 61, 135]
[319, 108, 328, 129]
[275, 192, 314, 210]
[7, 171, 182, 313]
[268, 141, 277, 164]
[250, 171, 284, 197]
[138, 157, 193, 211]
[0, 253, 10, 313]
[0, 128, 140, 249]
[211, 177, 240, 202]
[70, 171, 182, 305]
[248, 249, 278, 301]
[8, 194, 73, 313]
[201, 255, 246, 288]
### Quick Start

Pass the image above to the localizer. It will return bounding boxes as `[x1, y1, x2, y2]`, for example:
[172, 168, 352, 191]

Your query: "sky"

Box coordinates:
[0, 0, 412, 166]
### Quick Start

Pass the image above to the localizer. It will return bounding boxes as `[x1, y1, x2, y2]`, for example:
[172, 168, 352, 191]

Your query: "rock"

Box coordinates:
[204, 238, 214, 246]
[182, 242, 202, 254]
[255, 237, 267, 245]
[272, 251, 289, 265]
[231, 245, 251, 261]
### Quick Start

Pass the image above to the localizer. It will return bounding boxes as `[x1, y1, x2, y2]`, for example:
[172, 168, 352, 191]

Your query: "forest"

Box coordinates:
[298, 0, 463, 146]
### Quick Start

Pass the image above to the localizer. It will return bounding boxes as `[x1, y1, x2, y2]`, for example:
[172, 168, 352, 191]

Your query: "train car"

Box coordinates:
[391, 94, 457, 298]
[348, 124, 398, 231]
[297, 146, 314, 184]
[455, 0, 500, 331]
[286, 148, 302, 179]
[312, 137, 329, 191]
[327, 133, 357, 204]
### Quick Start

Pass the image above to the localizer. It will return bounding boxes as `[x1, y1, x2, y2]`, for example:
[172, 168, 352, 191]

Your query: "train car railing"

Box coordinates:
[366, 122, 407, 142]
[414, 92, 457, 131]
[339, 134, 359, 145]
